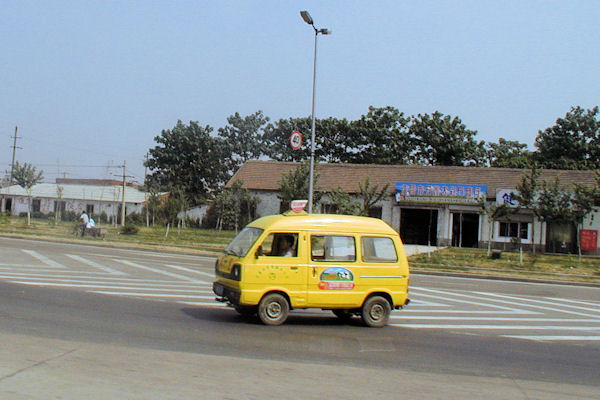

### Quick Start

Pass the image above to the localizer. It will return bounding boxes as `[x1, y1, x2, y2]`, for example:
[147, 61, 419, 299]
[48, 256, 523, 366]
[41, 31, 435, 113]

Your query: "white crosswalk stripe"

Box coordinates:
[1, 248, 599, 341]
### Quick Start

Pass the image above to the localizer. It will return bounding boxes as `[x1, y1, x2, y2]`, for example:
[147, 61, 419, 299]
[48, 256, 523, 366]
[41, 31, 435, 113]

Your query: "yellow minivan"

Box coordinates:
[213, 212, 410, 327]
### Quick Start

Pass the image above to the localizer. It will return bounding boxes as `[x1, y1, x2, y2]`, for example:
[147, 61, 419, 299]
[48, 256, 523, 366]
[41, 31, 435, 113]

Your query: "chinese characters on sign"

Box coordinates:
[395, 182, 487, 204]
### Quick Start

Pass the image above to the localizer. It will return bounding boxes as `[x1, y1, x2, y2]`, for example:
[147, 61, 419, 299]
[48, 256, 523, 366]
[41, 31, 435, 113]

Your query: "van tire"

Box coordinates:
[361, 296, 391, 327]
[258, 293, 289, 326]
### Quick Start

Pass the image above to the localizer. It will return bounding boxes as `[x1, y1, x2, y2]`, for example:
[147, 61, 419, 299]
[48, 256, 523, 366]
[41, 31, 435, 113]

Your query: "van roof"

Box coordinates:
[248, 213, 398, 235]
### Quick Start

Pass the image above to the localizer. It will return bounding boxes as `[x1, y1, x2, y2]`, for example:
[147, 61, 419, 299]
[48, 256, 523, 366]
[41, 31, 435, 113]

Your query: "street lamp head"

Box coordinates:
[300, 10, 313, 25]
[319, 28, 331, 35]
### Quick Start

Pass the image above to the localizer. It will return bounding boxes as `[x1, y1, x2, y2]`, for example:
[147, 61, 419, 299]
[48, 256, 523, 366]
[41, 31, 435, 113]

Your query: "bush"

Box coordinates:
[119, 225, 139, 235]
[125, 213, 144, 226]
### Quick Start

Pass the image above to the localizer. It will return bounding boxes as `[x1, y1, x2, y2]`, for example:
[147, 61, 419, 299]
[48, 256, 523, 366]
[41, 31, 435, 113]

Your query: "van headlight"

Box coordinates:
[232, 264, 241, 281]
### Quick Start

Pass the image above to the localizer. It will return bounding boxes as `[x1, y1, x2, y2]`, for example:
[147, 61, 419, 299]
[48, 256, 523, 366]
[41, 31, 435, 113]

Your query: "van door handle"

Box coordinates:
[312, 267, 316, 278]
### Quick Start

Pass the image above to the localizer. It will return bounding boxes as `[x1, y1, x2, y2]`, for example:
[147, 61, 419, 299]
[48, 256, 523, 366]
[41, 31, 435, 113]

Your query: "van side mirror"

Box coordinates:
[255, 246, 264, 258]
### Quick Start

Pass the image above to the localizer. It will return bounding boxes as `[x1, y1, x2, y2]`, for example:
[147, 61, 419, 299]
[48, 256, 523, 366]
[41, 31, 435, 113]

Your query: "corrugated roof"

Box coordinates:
[0, 183, 148, 203]
[227, 160, 598, 197]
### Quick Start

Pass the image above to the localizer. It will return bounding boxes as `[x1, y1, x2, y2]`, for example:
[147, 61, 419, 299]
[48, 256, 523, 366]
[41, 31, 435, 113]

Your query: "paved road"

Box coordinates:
[1, 237, 599, 399]
[1, 237, 599, 343]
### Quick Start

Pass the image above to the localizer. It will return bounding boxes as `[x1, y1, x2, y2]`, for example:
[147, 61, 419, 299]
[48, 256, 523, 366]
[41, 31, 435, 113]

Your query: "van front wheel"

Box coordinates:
[361, 296, 391, 327]
[258, 293, 289, 326]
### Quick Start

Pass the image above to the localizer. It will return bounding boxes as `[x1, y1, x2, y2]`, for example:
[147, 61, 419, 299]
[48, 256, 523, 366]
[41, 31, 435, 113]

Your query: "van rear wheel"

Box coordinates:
[361, 296, 391, 327]
[258, 293, 289, 326]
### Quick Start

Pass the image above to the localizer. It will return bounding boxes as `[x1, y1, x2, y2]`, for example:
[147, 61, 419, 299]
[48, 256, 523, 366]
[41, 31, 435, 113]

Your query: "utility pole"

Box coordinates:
[10, 126, 21, 185]
[144, 153, 149, 227]
[121, 160, 126, 226]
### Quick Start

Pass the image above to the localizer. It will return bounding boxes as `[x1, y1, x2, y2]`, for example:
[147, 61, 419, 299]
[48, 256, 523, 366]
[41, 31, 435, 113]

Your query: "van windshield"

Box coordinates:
[224, 227, 263, 257]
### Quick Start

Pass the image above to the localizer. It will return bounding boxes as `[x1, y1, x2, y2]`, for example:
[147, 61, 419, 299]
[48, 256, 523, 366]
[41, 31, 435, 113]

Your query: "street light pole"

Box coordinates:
[300, 10, 330, 214]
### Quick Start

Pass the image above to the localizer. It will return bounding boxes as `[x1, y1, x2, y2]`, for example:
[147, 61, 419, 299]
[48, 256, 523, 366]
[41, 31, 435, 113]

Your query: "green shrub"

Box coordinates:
[125, 213, 143, 226]
[120, 225, 139, 235]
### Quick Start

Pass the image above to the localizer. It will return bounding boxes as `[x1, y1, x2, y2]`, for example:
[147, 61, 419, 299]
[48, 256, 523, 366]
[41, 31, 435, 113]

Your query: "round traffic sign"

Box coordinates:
[290, 131, 303, 150]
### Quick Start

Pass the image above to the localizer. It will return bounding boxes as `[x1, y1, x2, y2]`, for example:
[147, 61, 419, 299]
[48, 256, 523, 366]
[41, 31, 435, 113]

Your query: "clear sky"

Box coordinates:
[2, 1, 598, 183]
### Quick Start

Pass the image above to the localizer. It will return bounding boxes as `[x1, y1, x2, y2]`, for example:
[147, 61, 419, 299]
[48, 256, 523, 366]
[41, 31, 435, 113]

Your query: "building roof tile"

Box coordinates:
[227, 160, 598, 197]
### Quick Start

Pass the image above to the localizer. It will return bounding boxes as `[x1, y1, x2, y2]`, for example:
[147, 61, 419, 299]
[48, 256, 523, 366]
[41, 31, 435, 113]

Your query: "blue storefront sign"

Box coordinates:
[395, 182, 487, 204]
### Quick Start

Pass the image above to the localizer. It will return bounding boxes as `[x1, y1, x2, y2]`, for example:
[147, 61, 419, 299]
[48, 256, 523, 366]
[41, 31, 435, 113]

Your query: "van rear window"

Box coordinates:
[361, 237, 397, 263]
[311, 235, 356, 262]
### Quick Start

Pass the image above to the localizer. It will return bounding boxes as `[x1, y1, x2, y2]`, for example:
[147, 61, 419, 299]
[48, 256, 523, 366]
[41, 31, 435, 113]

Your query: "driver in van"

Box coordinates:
[278, 235, 295, 257]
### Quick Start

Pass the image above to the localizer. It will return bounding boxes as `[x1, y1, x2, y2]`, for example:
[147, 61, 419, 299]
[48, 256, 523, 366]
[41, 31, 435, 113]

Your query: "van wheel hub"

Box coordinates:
[266, 302, 282, 318]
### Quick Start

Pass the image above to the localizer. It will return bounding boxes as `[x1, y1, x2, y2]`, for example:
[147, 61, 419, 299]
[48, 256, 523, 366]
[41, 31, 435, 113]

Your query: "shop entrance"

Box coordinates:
[546, 222, 577, 254]
[400, 208, 438, 246]
[451, 212, 479, 248]
[4, 198, 12, 214]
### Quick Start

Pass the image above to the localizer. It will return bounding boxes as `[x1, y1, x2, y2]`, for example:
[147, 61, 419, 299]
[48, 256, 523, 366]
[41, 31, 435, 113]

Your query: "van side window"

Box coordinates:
[362, 237, 398, 263]
[259, 233, 298, 257]
[311, 235, 355, 262]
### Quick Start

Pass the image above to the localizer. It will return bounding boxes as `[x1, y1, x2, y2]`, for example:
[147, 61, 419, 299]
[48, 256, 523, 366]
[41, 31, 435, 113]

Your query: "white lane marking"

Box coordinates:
[413, 273, 600, 290]
[65, 254, 127, 276]
[11, 282, 203, 292]
[391, 316, 600, 322]
[401, 310, 540, 314]
[113, 259, 207, 283]
[412, 290, 535, 314]
[0, 264, 47, 267]
[164, 264, 214, 278]
[178, 301, 227, 307]
[408, 299, 449, 306]
[502, 335, 600, 341]
[544, 297, 600, 307]
[390, 324, 600, 331]
[0, 272, 193, 284]
[89, 291, 214, 299]
[21, 250, 65, 269]
[89, 251, 215, 261]
[475, 292, 600, 318]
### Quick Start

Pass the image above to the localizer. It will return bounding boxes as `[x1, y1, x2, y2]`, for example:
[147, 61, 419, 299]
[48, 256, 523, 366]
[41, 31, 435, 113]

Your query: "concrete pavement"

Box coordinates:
[1, 331, 597, 400]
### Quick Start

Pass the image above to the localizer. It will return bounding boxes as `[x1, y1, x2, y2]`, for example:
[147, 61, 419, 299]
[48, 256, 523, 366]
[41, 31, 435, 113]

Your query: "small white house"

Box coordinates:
[0, 180, 149, 221]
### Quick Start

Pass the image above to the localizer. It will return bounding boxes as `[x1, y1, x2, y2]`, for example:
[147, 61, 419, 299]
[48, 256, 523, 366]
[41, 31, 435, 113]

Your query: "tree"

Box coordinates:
[356, 178, 390, 216]
[211, 180, 258, 231]
[479, 199, 512, 256]
[277, 161, 321, 211]
[145, 120, 231, 203]
[218, 111, 270, 172]
[347, 106, 412, 164]
[325, 178, 390, 216]
[409, 111, 486, 166]
[12, 161, 44, 226]
[534, 106, 600, 170]
[486, 138, 533, 168]
[513, 166, 541, 255]
[262, 117, 313, 162]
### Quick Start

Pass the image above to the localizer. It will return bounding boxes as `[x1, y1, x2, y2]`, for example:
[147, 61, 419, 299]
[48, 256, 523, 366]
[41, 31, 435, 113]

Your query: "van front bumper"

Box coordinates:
[213, 282, 241, 305]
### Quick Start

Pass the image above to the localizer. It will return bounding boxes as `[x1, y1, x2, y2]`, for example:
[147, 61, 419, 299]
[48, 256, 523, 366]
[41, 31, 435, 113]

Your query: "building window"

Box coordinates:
[368, 206, 382, 219]
[86, 204, 94, 215]
[499, 222, 529, 240]
[32, 199, 41, 213]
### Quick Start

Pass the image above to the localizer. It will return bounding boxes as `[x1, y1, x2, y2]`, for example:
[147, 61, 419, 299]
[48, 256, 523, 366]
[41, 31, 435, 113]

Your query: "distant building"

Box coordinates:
[0, 179, 148, 221]
[228, 161, 600, 255]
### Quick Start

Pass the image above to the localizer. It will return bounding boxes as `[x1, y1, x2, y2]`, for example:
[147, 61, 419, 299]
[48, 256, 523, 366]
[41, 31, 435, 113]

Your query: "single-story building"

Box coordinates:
[0, 178, 149, 222]
[227, 161, 600, 255]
